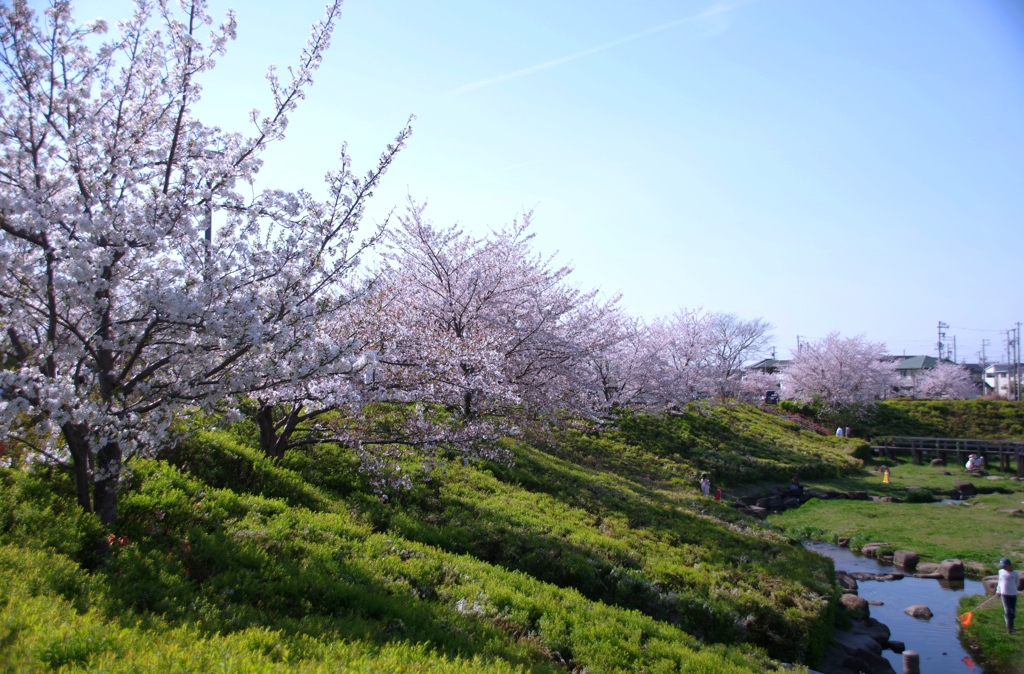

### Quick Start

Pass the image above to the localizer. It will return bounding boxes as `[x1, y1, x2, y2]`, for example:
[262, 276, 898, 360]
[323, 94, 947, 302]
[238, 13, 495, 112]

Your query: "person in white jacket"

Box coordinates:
[996, 557, 1019, 633]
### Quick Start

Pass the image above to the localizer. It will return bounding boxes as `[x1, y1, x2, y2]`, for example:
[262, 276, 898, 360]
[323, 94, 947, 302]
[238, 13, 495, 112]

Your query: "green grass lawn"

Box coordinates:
[769, 499, 1024, 573]
[767, 456, 1024, 573]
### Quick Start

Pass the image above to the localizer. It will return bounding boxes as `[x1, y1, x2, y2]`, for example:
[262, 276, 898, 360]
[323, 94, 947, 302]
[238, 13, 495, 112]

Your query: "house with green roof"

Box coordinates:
[893, 355, 938, 394]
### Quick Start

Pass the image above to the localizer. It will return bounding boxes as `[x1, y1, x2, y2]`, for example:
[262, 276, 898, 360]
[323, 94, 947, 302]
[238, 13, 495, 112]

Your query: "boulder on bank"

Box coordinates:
[894, 550, 919, 571]
[965, 561, 987, 576]
[836, 571, 858, 593]
[850, 571, 903, 582]
[930, 458, 945, 467]
[861, 542, 890, 558]
[903, 604, 933, 619]
[939, 559, 965, 581]
[916, 562, 940, 574]
[821, 617, 896, 674]
[953, 481, 977, 497]
[841, 593, 870, 619]
[740, 506, 768, 519]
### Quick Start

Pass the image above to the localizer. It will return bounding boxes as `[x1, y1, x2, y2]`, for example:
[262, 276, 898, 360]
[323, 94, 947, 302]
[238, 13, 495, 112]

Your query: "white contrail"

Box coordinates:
[449, 1, 743, 96]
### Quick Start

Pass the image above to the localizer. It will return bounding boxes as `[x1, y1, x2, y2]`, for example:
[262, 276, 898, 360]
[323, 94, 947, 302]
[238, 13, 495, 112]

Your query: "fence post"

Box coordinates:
[903, 650, 920, 674]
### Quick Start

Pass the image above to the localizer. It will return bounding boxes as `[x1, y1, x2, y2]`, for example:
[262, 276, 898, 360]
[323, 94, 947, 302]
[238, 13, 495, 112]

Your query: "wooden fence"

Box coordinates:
[871, 436, 1024, 477]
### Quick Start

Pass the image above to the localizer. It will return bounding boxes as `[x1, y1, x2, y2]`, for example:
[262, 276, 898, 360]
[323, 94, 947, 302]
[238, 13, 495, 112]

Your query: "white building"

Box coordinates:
[984, 363, 1021, 399]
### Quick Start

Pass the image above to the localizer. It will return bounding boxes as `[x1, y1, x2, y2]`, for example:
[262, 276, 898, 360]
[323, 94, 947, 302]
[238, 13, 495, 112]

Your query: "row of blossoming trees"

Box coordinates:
[0, 0, 781, 524]
[754, 333, 979, 431]
[0, 1, 979, 525]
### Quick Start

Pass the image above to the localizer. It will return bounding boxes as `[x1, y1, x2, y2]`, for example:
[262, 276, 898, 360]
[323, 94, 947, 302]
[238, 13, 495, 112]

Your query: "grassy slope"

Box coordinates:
[861, 399, 1024, 440]
[0, 404, 865, 673]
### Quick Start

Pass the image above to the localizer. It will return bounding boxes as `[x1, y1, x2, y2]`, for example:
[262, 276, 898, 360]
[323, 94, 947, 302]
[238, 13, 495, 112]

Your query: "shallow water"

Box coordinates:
[807, 541, 987, 673]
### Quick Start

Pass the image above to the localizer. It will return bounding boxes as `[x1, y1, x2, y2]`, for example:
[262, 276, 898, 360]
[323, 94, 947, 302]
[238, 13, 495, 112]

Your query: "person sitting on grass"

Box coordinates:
[965, 454, 984, 472]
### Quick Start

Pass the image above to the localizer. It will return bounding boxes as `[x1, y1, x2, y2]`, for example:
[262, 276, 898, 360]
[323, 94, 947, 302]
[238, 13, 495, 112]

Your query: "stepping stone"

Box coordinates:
[939, 559, 964, 581]
[894, 550, 919, 570]
[903, 604, 933, 619]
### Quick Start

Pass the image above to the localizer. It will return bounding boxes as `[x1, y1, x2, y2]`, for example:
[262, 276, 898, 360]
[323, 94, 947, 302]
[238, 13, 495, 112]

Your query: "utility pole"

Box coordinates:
[1011, 319, 1019, 399]
[796, 335, 802, 354]
[981, 339, 989, 366]
[937, 321, 948, 361]
[1007, 329, 1018, 401]
[953, 335, 957, 363]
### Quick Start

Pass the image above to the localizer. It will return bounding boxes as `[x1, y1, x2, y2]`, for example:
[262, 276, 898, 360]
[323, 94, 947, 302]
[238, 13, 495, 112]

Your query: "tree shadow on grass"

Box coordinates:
[107, 465, 561, 673]
[377, 445, 835, 662]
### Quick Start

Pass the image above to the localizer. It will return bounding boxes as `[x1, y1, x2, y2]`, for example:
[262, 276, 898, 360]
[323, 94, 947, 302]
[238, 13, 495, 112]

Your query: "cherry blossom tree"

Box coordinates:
[781, 333, 894, 413]
[575, 308, 773, 411]
[648, 308, 718, 404]
[0, 0, 408, 524]
[737, 370, 781, 402]
[370, 202, 600, 427]
[705, 313, 773, 397]
[913, 362, 979, 400]
[579, 309, 659, 410]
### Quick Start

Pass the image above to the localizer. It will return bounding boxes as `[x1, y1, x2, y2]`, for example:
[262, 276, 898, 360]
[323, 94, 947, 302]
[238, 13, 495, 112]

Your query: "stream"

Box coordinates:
[807, 541, 987, 673]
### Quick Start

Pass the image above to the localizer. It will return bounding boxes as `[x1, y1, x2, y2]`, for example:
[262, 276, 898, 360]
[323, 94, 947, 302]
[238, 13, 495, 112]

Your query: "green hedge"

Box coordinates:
[862, 399, 1024, 440]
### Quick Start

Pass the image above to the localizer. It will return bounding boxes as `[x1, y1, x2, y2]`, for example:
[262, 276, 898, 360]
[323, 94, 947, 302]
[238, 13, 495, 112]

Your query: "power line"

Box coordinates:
[947, 325, 1012, 333]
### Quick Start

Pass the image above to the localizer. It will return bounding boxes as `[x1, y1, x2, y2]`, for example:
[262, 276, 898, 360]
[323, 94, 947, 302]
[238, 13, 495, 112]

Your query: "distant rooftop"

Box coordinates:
[746, 358, 792, 371]
[894, 355, 938, 371]
[985, 363, 1021, 374]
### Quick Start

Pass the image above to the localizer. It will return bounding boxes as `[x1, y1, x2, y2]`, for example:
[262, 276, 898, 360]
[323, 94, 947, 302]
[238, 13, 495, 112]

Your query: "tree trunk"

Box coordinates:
[256, 403, 278, 459]
[61, 422, 93, 514]
[255, 403, 303, 461]
[92, 441, 121, 526]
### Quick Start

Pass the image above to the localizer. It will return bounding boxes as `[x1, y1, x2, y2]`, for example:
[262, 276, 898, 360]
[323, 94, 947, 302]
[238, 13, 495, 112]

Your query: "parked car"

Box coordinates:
[764, 391, 780, 405]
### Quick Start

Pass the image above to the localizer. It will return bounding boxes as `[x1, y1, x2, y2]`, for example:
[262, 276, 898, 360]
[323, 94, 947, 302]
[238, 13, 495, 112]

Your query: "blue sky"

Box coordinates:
[68, 0, 1024, 363]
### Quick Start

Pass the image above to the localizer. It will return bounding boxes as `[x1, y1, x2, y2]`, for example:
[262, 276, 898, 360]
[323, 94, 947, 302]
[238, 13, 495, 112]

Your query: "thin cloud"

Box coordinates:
[449, 1, 744, 96]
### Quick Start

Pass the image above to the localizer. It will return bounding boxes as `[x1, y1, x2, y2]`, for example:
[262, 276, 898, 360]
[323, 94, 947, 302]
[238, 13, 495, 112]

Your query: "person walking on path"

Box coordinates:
[700, 474, 711, 496]
[996, 558, 1019, 633]
[835, 427, 844, 437]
